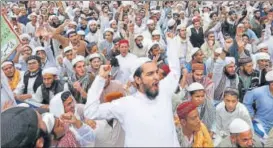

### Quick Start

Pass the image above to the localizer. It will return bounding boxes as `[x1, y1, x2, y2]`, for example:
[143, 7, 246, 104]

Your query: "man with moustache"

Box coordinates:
[129, 33, 149, 58]
[237, 57, 260, 102]
[218, 118, 262, 147]
[85, 38, 181, 146]
[213, 54, 239, 105]
[142, 19, 156, 41]
[250, 10, 263, 38]
[85, 20, 103, 43]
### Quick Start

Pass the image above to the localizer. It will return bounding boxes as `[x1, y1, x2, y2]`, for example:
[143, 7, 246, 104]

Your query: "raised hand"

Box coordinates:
[99, 65, 112, 79]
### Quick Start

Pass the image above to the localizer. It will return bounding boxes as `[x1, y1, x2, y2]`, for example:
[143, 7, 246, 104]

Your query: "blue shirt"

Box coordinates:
[243, 85, 273, 134]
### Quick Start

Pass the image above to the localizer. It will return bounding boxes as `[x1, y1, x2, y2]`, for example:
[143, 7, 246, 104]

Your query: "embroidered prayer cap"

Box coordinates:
[19, 33, 31, 41]
[104, 28, 114, 34]
[88, 20, 98, 26]
[77, 30, 85, 36]
[167, 18, 176, 27]
[104, 92, 124, 103]
[148, 42, 160, 51]
[257, 43, 268, 50]
[42, 67, 58, 76]
[265, 70, 273, 82]
[129, 57, 152, 82]
[177, 24, 186, 30]
[190, 47, 201, 58]
[152, 30, 161, 36]
[229, 118, 250, 134]
[255, 52, 270, 61]
[34, 46, 46, 54]
[134, 34, 143, 40]
[187, 82, 204, 92]
[42, 113, 55, 133]
[147, 19, 154, 25]
[215, 47, 223, 54]
[159, 64, 170, 75]
[176, 101, 197, 120]
[119, 39, 129, 46]
[238, 57, 252, 67]
[224, 57, 235, 67]
[63, 46, 73, 53]
[88, 53, 101, 61]
[1, 107, 39, 147]
[192, 63, 205, 71]
[72, 55, 85, 67]
[1, 60, 14, 68]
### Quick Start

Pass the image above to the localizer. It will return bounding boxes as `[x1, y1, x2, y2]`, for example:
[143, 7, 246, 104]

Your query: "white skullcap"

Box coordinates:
[42, 67, 58, 76]
[66, 29, 76, 35]
[109, 20, 116, 25]
[72, 55, 85, 67]
[257, 43, 268, 50]
[19, 33, 31, 41]
[134, 34, 143, 40]
[34, 46, 45, 54]
[73, 8, 80, 13]
[129, 57, 152, 82]
[190, 48, 200, 57]
[266, 70, 273, 82]
[237, 23, 244, 28]
[167, 18, 176, 27]
[42, 113, 55, 133]
[1, 61, 13, 68]
[148, 42, 160, 51]
[177, 24, 186, 30]
[63, 46, 73, 53]
[187, 82, 204, 92]
[88, 53, 101, 61]
[29, 12, 37, 18]
[229, 118, 251, 134]
[225, 57, 236, 66]
[88, 20, 98, 26]
[147, 19, 154, 25]
[104, 28, 114, 33]
[152, 10, 160, 14]
[77, 30, 85, 36]
[152, 30, 161, 36]
[255, 52, 270, 61]
[68, 21, 77, 26]
[215, 48, 223, 54]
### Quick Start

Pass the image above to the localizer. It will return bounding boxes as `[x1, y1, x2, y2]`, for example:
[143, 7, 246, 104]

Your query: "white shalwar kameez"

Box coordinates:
[84, 39, 181, 147]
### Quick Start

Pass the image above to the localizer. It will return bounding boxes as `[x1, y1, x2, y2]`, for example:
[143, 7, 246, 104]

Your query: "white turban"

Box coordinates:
[42, 113, 55, 133]
[224, 57, 235, 66]
[42, 67, 58, 76]
[19, 33, 31, 41]
[265, 70, 273, 82]
[229, 118, 251, 134]
[49, 92, 65, 117]
[255, 52, 270, 61]
[72, 55, 85, 67]
[257, 43, 268, 50]
[1, 61, 13, 68]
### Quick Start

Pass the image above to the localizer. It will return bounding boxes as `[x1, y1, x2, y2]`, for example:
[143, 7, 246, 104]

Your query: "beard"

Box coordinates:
[81, 25, 87, 30]
[254, 15, 260, 20]
[224, 69, 236, 79]
[90, 28, 97, 33]
[242, 68, 252, 76]
[136, 42, 143, 48]
[143, 83, 159, 100]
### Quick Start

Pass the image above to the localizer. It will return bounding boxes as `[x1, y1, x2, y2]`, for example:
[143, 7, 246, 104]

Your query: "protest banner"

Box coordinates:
[1, 15, 21, 63]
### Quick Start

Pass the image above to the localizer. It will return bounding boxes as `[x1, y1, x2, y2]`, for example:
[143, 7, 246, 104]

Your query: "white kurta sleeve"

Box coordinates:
[160, 38, 181, 98]
[84, 76, 125, 122]
[13, 75, 25, 95]
[212, 59, 225, 89]
[34, 86, 44, 104]
[74, 124, 96, 147]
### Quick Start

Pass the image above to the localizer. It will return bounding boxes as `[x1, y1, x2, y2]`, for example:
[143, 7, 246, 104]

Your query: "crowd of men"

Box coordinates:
[1, 0, 273, 147]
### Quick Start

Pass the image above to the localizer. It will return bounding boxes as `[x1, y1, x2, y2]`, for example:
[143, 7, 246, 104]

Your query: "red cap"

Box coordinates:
[119, 39, 129, 46]
[176, 101, 197, 120]
[160, 64, 170, 75]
